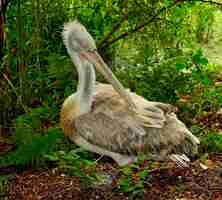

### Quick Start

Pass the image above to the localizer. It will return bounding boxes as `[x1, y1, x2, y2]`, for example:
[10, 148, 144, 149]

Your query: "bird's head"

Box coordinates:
[63, 21, 97, 55]
[62, 20, 116, 84]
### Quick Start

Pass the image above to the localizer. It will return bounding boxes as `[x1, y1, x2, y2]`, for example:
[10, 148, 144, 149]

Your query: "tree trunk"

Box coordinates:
[0, 0, 10, 58]
[0, 12, 4, 58]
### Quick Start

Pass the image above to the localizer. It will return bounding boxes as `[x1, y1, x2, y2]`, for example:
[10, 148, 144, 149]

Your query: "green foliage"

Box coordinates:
[0, 109, 64, 167]
[45, 148, 98, 183]
[45, 53, 77, 103]
[200, 131, 222, 153]
[118, 154, 149, 197]
[117, 48, 213, 104]
[0, 174, 14, 198]
[177, 58, 222, 124]
[1, 128, 64, 167]
[1, 0, 218, 113]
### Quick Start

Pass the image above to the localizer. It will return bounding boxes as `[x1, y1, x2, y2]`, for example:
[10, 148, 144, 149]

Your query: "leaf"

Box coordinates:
[218, 96, 222, 105]
[138, 169, 149, 180]
[44, 154, 59, 161]
[193, 49, 208, 65]
[63, 153, 80, 161]
[176, 63, 186, 70]
[199, 57, 208, 65]
[120, 166, 133, 176]
[201, 76, 211, 86]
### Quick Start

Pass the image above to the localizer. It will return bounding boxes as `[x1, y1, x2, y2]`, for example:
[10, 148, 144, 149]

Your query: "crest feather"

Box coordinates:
[62, 20, 86, 48]
[62, 20, 96, 52]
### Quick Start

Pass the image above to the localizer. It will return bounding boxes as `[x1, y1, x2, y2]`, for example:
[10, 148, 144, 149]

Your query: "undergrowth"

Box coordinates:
[200, 131, 222, 153]
[0, 174, 14, 198]
[0, 106, 99, 186]
[117, 154, 150, 197]
[0, 107, 64, 167]
[45, 148, 98, 184]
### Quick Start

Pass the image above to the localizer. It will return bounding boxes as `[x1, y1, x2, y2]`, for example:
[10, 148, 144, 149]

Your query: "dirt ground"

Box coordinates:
[5, 153, 222, 200]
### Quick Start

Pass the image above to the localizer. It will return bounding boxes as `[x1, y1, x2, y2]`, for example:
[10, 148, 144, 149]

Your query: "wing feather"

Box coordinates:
[73, 84, 198, 158]
[75, 111, 143, 155]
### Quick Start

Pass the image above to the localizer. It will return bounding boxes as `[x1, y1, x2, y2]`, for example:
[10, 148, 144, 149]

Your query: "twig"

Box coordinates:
[97, 15, 128, 49]
[100, 0, 222, 49]
[97, 0, 129, 49]
[196, 0, 222, 7]
[2, 73, 18, 97]
[94, 155, 104, 163]
[100, 3, 177, 49]
[2, 73, 28, 113]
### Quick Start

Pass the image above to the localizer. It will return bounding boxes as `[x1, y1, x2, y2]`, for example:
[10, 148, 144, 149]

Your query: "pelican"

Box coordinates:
[60, 21, 199, 167]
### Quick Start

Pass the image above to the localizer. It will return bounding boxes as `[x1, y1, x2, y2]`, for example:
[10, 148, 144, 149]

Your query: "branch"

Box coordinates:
[99, 3, 178, 50]
[97, 0, 129, 49]
[97, 14, 128, 49]
[99, 0, 222, 50]
[196, 0, 222, 6]
[0, 0, 10, 13]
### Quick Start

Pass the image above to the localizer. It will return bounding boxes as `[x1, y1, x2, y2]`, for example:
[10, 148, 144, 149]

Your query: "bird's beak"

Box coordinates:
[80, 50, 136, 109]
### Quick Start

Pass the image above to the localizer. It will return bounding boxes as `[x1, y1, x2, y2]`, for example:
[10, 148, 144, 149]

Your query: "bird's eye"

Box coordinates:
[87, 48, 97, 53]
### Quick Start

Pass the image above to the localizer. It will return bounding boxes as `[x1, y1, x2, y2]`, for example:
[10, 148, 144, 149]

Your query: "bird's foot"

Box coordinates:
[113, 155, 136, 166]
[169, 154, 190, 168]
[132, 106, 166, 129]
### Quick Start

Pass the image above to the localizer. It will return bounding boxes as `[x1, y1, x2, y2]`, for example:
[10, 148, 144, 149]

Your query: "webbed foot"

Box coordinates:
[112, 155, 136, 166]
[169, 154, 190, 168]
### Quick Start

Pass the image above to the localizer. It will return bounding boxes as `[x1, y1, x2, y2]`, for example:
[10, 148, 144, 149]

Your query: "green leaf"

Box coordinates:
[201, 76, 211, 85]
[199, 57, 208, 65]
[218, 96, 222, 105]
[193, 49, 208, 65]
[176, 63, 186, 70]
[63, 153, 80, 161]
[138, 169, 149, 180]
[44, 154, 59, 161]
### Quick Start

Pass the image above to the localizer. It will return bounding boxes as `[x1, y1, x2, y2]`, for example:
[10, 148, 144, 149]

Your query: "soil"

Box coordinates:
[6, 153, 222, 200]
[195, 111, 222, 132]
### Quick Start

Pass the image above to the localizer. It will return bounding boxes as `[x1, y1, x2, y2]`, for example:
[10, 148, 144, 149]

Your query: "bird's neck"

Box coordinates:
[73, 54, 96, 114]
[60, 50, 95, 136]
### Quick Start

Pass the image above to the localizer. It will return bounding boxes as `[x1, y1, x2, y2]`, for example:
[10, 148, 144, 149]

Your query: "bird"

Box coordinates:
[60, 21, 200, 167]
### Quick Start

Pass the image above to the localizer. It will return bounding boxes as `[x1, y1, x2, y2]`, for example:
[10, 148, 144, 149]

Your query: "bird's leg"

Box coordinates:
[75, 136, 136, 166]
[113, 155, 136, 166]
